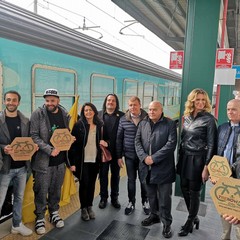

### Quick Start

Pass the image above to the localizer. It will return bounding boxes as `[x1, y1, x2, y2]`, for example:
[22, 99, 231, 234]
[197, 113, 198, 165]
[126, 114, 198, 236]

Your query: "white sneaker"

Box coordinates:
[35, 219, 46, 235]
[11, 222, 33, 236]
[49, 211, 64, 228]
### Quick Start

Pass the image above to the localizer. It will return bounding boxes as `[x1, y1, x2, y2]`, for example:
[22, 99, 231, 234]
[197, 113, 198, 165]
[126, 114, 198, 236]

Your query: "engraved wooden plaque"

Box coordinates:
[50, 128, 74, 151]
[208, 155, 232, 182]
[10, 137, 37, 161]
[210, 177, 240, 219]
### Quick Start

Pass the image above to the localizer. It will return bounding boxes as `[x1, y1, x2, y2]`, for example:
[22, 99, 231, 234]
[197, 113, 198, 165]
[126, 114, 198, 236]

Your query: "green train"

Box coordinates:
[0, 1, 181, 119]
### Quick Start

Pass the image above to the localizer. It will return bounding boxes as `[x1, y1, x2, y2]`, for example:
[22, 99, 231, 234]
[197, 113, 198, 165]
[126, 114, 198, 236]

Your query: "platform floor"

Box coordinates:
[1, 174, 239, 240]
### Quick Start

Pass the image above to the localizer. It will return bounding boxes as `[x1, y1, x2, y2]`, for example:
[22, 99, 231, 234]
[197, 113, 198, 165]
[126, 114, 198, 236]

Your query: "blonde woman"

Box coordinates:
[177, 88, 217, 236]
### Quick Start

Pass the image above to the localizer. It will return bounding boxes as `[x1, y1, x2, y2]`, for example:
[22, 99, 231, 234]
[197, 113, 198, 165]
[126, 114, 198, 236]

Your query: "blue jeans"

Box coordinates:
[0, 166, 27, 227]
[125, 157, 148, 204]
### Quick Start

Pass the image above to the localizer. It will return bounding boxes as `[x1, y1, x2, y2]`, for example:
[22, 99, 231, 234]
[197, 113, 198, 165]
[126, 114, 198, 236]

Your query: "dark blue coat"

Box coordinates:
[135, 114, 177, 184]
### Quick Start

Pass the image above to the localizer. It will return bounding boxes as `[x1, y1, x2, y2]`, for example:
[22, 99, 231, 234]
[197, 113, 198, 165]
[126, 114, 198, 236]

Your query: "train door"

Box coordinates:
[32, 64, 78, 112]
[90, 74, 116, 110]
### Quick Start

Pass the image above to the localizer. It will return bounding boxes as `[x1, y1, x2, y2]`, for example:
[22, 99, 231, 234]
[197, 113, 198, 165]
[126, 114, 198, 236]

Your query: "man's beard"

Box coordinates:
[46, 105, 58, 113]
[6, 105, 17, 113]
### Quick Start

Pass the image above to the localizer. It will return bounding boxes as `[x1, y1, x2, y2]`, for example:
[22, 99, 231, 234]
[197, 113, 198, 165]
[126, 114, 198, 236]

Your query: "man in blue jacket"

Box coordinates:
[135, 101, 177, 239]
[116, 96, 149, 215]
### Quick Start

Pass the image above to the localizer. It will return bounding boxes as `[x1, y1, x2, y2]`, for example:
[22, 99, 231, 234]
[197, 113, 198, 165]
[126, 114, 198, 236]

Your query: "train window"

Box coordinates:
[143, 82, 155, 110]
[90, 74, 115, 110]
[122, 79, 139, 111]
[166, 86, 174, 106]
[158, 85, 167, 106]
[32, 64, 77, 112]
[174, 86, 181, 105]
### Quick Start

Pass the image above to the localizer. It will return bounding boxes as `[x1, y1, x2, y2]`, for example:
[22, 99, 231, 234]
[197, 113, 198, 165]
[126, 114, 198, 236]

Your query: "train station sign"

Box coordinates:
[169, 51, 184, 69]
[215, 48, 234, 69]
[232, 65, 240, 79]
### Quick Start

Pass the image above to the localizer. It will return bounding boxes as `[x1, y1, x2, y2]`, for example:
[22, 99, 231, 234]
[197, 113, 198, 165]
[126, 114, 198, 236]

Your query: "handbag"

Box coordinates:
[100, 145, 112, 162]
[100, 127, 112, 162]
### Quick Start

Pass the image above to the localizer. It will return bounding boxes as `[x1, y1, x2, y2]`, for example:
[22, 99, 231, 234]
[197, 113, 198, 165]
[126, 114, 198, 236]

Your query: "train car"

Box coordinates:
[0, 1, 181, 120]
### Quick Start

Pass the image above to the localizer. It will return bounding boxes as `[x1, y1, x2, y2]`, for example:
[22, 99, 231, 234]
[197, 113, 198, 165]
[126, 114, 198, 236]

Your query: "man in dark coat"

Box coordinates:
[135, 101, 177, 239]
[98, 94, 124, 209]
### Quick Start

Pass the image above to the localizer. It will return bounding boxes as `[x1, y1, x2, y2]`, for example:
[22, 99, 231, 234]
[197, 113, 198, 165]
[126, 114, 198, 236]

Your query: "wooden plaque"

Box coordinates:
[208, 155, 232, 182]
[10, 137, 37, 161]
[210, 177, 240, 219]
[50, 128, 74, 151]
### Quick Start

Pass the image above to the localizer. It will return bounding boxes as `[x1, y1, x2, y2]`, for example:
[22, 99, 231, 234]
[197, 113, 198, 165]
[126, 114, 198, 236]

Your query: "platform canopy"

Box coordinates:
[112, 0, 240, 65]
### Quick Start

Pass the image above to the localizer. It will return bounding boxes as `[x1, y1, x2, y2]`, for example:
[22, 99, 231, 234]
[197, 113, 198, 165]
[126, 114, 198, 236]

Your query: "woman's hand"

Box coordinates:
[100, 140, 108, 147]
[202, 165, 209, 183]
[70, 165, 76, 172]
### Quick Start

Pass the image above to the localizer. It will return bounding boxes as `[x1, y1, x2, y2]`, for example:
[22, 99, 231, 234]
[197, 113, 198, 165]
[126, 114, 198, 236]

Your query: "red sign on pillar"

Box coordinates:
[169, 51, 184, 69]
[215, 48, 234, 68]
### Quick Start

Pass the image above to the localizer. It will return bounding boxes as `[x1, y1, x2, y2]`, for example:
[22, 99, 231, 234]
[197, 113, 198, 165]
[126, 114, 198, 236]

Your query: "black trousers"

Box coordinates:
[146, 182, 173, 227]
[79, 162, 99, 209]
[99, 159, 120, 201]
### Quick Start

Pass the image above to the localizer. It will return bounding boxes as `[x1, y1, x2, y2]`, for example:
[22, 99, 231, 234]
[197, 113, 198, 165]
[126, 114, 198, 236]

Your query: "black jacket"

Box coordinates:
[69, 119, 102, 180]
[116, 109, 147, 160]
[180, 112, 217, 165]
[135, 114, 177, 184]
[98, 110, 124, 159]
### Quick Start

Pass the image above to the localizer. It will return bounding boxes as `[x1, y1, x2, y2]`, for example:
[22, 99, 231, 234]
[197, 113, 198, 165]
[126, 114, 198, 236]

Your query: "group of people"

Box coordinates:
[0, 88, 239, 239]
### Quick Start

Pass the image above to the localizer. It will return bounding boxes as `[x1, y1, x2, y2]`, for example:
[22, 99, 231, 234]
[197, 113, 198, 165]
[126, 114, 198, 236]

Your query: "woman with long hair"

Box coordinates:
[177, 88, 217, 236]
[69, 102, 108, 221]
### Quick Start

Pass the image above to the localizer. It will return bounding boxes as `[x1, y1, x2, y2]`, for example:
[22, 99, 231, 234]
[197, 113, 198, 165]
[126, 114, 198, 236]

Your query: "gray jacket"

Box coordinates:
[30, 105, 70, 173]
[0, 110, 30, 173]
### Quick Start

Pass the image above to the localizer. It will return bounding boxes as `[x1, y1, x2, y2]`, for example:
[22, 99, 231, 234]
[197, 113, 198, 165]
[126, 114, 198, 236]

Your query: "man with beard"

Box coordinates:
[98, 94, 124, 209]
[30, 89, 70, 235]
[0, 90, 32, 236]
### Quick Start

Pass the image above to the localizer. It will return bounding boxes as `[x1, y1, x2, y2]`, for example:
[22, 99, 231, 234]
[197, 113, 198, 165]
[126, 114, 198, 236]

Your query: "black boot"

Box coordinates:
[181, 186, 190, 210]
[193, 216, 200, 230]
[178, 190, 200, 237]
[178, 219, 193, 236]
[189, 190, 200, 228]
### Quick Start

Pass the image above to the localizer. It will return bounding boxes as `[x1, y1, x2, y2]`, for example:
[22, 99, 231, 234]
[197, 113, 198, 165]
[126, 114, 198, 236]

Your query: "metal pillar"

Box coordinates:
[175, 0, 221, 201]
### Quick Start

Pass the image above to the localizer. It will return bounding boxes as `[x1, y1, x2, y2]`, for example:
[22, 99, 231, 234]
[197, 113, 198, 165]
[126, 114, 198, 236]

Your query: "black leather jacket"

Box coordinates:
[180, 111, 217, 165]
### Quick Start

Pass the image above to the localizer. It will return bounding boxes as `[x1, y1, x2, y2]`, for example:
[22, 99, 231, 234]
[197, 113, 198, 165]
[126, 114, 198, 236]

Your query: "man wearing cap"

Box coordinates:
[30, 88, 70, 235]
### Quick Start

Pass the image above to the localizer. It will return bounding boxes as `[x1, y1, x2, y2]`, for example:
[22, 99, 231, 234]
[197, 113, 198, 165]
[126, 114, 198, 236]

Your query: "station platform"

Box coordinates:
[1, 170, 239, 240]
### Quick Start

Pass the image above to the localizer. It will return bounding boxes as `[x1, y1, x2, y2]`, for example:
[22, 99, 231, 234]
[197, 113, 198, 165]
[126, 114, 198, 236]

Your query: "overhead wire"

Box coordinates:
[85, 0, 172, 55]
[20, 0, 172, 59]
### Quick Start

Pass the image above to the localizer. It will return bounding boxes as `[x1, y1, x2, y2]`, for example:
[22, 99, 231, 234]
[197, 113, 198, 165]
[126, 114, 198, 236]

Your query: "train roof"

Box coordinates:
[0, 1, 181, 82]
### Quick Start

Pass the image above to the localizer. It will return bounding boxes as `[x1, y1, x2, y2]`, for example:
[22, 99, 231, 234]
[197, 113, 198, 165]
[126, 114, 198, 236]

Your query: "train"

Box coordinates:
[0, 1, 181, 120]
